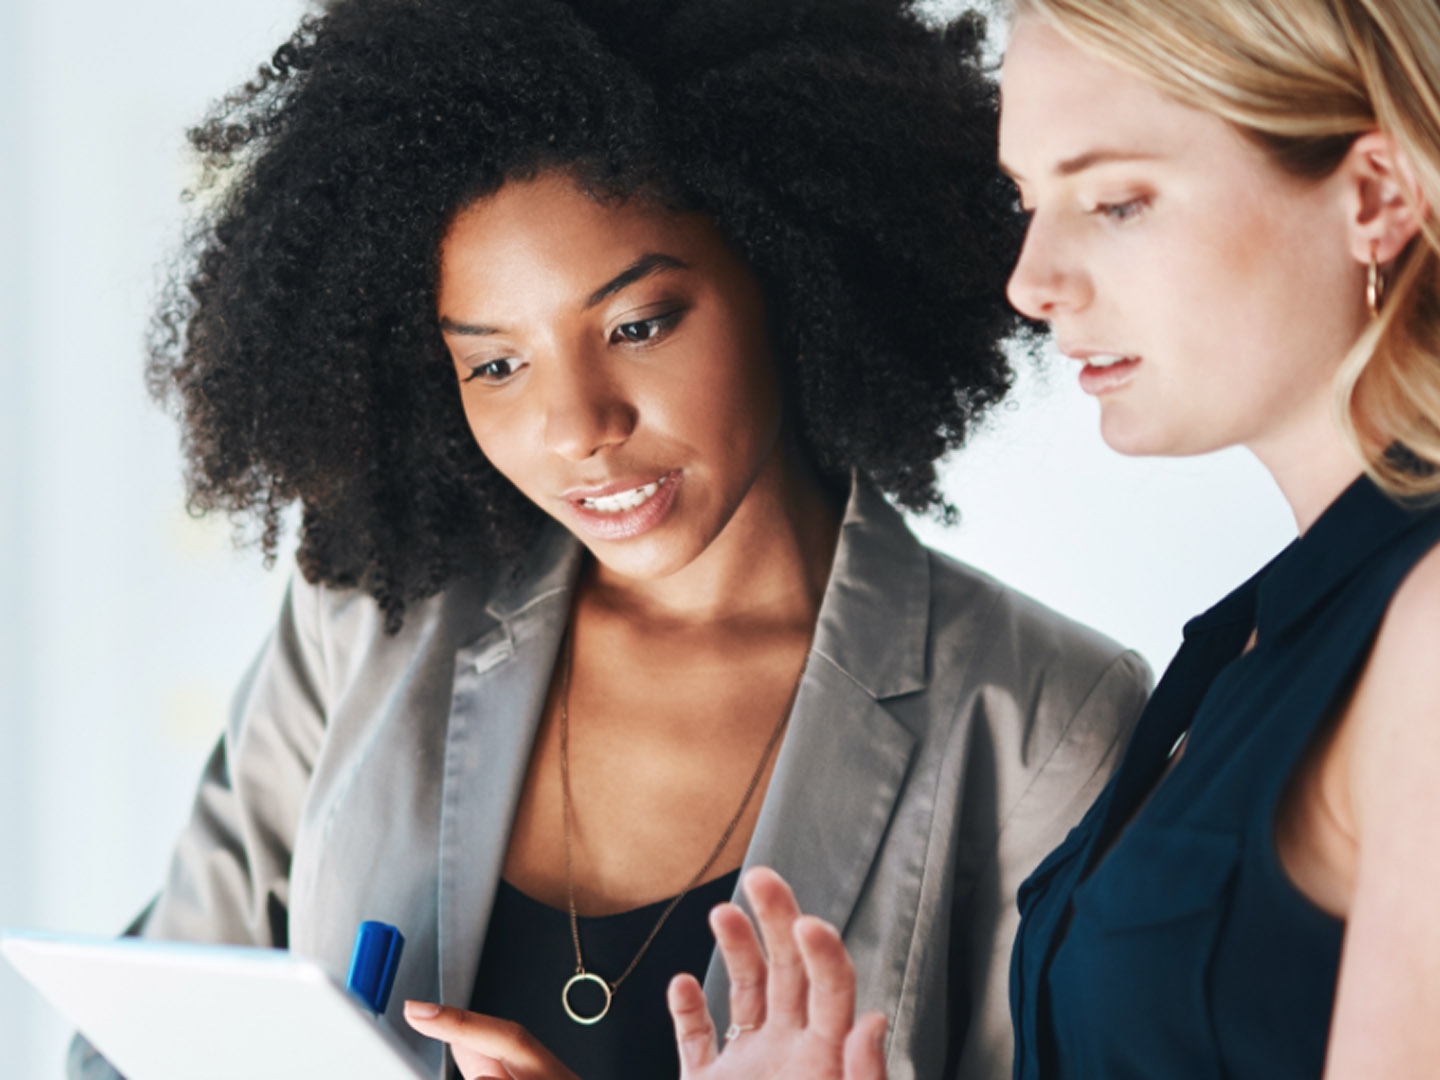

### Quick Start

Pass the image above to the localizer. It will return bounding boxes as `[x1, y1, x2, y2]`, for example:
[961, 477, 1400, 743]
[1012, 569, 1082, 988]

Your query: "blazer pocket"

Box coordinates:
[1075, 824, 1239, 932]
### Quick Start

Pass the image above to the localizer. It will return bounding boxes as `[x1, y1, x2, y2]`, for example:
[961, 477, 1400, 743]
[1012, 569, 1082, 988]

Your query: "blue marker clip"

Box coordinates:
[346, 921, 405, 1015]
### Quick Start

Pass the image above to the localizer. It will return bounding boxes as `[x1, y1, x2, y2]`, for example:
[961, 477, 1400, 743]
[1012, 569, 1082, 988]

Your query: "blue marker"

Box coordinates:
[346, 921, 405, 1015]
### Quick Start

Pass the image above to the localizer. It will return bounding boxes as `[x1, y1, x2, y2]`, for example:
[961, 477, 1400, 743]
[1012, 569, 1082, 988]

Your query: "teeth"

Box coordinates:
[580, 476, 666, 514]
[1087, 354, 1133, 368]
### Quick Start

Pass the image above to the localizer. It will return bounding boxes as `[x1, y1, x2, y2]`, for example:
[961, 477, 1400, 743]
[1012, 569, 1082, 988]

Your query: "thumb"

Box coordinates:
[842, 1012, 888, 1080]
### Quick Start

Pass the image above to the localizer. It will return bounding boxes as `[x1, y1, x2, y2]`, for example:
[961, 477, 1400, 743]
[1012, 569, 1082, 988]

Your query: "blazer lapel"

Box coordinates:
[703, 479, 929, 1028]
[436, 531, 581, 1010]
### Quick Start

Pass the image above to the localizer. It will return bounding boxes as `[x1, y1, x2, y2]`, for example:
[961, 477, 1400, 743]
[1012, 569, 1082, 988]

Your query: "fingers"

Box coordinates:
[453, 1053, 511, 1080]
[667, 973, 719, 1076]
[710, 900, 768, 1033]
[793, 915, 856, 1046]
[742, 866, 807, 1026]
[403, 1003, 578, 1080]
[843, 1012, 889, 1080]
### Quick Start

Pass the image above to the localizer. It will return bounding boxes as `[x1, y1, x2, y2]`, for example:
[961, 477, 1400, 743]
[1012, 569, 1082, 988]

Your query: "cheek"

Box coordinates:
[655, 320, 783, 455]
[1122, 202, 1296, 378]
[1176, 209, 1353, 394]
[461, 396, 536, 488]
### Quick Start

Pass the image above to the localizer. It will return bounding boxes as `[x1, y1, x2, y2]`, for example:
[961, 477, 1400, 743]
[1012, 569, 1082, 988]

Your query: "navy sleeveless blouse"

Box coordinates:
[1010, 475, 1440, 1079]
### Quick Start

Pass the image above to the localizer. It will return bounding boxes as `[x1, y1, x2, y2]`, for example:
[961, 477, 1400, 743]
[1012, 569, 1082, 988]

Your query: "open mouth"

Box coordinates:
[1076, 353, 1142, 395]
[578, 476, 669, 515]
[566, 471, 683, 542]
[1083, 354, 1135, 368]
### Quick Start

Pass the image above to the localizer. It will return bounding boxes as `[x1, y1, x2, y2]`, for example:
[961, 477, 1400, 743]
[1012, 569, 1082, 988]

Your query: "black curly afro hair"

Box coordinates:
[153, 0, 1029, 630]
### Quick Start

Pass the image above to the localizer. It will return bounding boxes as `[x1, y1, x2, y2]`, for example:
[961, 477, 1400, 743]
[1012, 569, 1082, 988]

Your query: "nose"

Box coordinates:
[541, 352, 638, 462]
[1005, 212, 1092, 321]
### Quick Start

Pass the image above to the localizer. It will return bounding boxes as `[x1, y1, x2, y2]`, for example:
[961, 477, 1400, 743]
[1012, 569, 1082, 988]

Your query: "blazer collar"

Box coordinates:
[811, 475, 931, 699]
[699, 476, 930, 1028]
[483, 525, 584, 624]
[435, 528, 581, 1012]
[437, 475, 932, 1016]
[464, 473, 933, 698]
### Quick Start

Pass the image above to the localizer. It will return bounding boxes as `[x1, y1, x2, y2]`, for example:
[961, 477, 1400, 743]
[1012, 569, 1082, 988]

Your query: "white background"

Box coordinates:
[0, 1, 1295, 1076]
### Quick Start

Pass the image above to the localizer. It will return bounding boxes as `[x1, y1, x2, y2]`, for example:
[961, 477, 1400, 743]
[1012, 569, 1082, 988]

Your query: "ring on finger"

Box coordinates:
[725, 1022, 758, 1044]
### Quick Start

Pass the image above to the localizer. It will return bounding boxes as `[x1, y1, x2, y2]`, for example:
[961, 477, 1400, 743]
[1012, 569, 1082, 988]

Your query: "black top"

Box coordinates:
[1010, 474, 1440, 1079]
[470, 869, 740, 1080]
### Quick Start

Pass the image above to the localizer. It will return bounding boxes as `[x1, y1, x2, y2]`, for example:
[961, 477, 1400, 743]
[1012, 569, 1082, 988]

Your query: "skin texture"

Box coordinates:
[999, 19, 1372, 514]
[481, 19, 1440, 1080]
[146, 1, 1031, 1075]
[438, 173, 818, 593]
[154, 0, 1028, 631]
[404, 173, 857, 1078]
[437, 174, 838, 919]
[1000, 18, 1440, 1080]
[413, 20, 1440, 1080]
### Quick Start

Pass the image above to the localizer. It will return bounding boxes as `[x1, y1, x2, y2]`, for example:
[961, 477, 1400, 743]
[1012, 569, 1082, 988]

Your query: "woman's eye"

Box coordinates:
[463, 358, 520, 384]
[611, 309, 682, 345]
[1092, 196, 1151, 223]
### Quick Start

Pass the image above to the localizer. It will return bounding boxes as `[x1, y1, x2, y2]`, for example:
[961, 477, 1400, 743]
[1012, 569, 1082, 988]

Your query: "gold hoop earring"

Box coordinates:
[1367, 242, 1385, 318]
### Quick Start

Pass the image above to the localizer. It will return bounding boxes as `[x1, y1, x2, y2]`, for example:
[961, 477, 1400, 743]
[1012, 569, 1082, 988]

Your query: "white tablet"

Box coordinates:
[1, 930, 431, 1080]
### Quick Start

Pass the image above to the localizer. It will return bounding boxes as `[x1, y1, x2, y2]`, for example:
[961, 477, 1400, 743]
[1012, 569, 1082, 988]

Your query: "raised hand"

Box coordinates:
[667, 866, 889, 1080]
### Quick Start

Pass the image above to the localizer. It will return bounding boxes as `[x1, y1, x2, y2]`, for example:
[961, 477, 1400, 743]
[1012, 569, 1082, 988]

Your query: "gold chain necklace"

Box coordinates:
[558, 629, 806, 1025]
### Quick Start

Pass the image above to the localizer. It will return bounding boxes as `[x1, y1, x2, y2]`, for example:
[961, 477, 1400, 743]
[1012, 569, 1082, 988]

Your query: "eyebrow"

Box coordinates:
[999, 149, 1162, 183]
[586, 253, 690, 308]
[438, 252, 691, 337]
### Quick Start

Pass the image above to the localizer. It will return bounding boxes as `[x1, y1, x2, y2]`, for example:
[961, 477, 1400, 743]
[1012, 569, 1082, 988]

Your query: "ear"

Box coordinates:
[1342, 130, 1429, 265]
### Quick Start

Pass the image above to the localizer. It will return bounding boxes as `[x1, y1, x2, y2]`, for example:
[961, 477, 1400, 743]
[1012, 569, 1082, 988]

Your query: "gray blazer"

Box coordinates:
[70, 480, 1148, 1080]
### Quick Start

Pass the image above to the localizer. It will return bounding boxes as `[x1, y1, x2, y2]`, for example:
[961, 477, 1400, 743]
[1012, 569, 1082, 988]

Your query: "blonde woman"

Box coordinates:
[658, 1, 1440, 1078]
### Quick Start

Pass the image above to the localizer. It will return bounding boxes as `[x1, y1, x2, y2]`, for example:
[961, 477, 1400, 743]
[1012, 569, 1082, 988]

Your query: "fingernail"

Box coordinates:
[405, 1000, 441, 1019]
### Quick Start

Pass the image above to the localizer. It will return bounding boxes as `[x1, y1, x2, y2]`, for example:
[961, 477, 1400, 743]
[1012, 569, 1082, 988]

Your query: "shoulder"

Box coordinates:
[920, 548, 1150, 781]
[1347, 536, 1440, 794]
[925, 547, 1152, 710]
[1351, 535, 1440, 737]
[1375, 534, 1440, 657]
[283, 551, 522, 701]
[1321, 530, 1440, 882]
[1320, 536, 1440, 1075]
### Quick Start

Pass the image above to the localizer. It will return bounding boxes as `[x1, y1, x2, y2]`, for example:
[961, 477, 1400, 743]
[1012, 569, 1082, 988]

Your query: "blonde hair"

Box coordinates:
[1011, 0, 1440, 498]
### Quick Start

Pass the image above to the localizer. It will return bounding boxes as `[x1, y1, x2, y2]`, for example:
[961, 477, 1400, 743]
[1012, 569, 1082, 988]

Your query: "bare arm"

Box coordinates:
[1324, 544, 1440, 1078]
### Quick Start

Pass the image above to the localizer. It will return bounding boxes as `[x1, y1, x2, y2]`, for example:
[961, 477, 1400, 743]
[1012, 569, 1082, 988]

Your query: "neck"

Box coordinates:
[585, 440, 842, 628]
[1248, 400, 1364, 536]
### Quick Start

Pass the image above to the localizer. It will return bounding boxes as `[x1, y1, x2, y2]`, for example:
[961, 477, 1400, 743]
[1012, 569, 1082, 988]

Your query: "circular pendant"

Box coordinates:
[562, 971, 612, 1025]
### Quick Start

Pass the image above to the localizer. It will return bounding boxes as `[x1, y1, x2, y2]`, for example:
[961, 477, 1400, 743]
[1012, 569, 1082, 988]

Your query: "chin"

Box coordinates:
[582, 534, 702, 581]
[1098, 406, 1187, 459]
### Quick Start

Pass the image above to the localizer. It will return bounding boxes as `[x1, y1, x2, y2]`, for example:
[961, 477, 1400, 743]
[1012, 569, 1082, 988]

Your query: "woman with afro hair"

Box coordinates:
[68, 1, 1148, 1078]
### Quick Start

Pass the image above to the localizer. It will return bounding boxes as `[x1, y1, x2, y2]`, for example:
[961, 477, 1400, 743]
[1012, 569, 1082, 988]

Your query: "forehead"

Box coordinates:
[444, 176, 660, 267]
[998, 18, 1199, 174]
[438, 173, 714, 303]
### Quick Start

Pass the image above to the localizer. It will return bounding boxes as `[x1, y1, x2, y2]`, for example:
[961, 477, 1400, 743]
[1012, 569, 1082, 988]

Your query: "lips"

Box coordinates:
[577, 476, 667, 514]
[1078, 357, 1141, 395]
[1061, 346, 1142, 396]
[563, 470, 682, 542]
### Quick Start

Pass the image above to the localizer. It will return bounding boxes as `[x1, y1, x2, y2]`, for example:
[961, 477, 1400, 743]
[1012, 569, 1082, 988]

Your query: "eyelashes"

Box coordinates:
[610, 308, 684, 345]
[1091, 195, 1152, 223]
[460, 306, 689, 386]
[463, 358, 518, 384]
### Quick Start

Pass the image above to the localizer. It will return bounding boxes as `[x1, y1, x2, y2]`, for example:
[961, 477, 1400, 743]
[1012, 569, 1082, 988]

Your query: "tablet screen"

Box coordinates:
[2, 931, 431, 1080]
